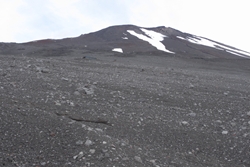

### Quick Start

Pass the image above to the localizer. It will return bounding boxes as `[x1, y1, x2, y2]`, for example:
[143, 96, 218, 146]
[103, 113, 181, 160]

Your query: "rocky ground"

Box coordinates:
[0, 51, 250, 167]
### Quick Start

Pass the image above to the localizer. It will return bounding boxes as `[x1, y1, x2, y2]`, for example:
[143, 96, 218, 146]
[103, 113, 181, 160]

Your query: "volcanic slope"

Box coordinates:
[1, 24, 250, 59]
[0, 25, 250, 167]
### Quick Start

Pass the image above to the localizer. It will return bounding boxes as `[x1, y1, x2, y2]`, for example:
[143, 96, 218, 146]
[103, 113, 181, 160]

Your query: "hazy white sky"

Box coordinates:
[0, 0, 249, 52]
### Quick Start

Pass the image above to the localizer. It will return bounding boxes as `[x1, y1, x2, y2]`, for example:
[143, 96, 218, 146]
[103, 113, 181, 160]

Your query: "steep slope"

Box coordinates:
[1, 24, 250, 59]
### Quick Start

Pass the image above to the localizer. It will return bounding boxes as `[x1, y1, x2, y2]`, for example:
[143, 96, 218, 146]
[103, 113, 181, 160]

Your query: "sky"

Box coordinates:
[0, 0, 249, 52]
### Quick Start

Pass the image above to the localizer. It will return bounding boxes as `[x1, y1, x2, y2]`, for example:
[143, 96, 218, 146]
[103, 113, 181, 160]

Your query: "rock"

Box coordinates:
[181, 121, 189, 126]
[76, 140, 84, 145]
[61, 77, 69, 81]
[41, 162, 46, 166]
[41, 68, 49, 73]
[73, 151, 84, 160]
[247, 111, 250, 116]
[189, 83, 194, 88]
[188, 112, 196, 117]
[121, 142, 126, 147]
[85, 139, 93, 146]
[122, 157, 129, 161]
[83, 87, 94, 95]
[54, 101, 61, 106]
[134, 156, 143, 163]
[222, 130, 228, 135]
[74, 91, 80, 96]
[150, 159, 158, 166]
[89, 149, 95, 154]
[104, 153, 110, 158]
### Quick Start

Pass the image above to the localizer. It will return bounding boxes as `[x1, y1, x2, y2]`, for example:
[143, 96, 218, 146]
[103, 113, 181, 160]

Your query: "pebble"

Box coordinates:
[122, 157, 129, 161]
[181, 121, 189, 126]
[76, 140, 84, 145]
[247, 111, 250, 116]
[134, 156, 143, 163]
[41, 162, 46, 166]
[74, 91, 80, 96]
[83, 87, 94, 95]
[188, 112, 196, 117]
[54, 101, 61, 106]
[189, 83, 194, 88]
[61, 77, 69, 81]
[73, 151, 84, 159]
[85, 139, 93, 146]
[89, 149, 95, 154]
[41, 68, 49, 73]
[222, 130, 228, 135]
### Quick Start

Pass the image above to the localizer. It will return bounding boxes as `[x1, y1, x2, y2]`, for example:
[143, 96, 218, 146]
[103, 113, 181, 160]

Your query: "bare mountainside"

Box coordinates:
[1, 24, 250, 59]
[0, 25, 250, 166]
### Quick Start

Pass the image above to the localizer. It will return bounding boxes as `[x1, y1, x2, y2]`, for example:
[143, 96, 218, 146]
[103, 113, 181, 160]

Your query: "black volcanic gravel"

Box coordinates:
[0, 51, 250, 167]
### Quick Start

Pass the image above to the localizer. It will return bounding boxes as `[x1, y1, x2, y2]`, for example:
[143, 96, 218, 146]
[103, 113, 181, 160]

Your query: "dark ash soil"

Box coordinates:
[0, 51, 250, 167]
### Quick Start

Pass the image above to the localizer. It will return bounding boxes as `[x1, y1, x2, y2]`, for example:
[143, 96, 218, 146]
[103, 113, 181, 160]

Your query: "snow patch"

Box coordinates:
[127, 29, 175, 54]
[176, 36, 186, 40]
[112, 48, 123, 53]
[178, 35, 250, 58]
[122, 37, 128, 39]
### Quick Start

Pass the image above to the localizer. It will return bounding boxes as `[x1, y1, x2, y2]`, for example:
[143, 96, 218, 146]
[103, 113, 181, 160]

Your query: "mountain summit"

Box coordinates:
[1, 24, 250, 59]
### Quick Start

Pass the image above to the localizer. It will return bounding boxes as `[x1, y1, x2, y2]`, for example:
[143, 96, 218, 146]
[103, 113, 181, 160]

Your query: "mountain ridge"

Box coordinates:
[1, 24, 250, 59]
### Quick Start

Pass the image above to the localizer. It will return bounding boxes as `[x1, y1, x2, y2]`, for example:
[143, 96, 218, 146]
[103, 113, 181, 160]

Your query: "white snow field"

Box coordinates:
[177, 36, 250, 58]
[127, 28, 175, 54]
[112, 48, 123, 53]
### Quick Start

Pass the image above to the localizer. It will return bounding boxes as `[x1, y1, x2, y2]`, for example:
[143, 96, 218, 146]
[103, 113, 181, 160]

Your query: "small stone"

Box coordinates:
[87, 127, 93, 131]
[61, 77, 69, 81]
[181, 121, 189, 126]
[189, 83, 194, 88]
[102, 149, 108, 153]
[85, 139, 93, 146]
[73, 151, 84, 159]
[41, 162, 46, 166]
[90, 149, 95, 154]
[188, 112, 196, 117]
[247, 111, 250, 116]
[54, 101, 61, 106]
[77, 152, 84, 159]
[104, 153, 110, 158]
[41, 68, 49, 73]
[222, 131, 228, 135]
[215, 120, 222, 124]
[83, 87, 94, 95]
[121, 142, 126, 147]
[248, 121, 250, 125]
[95, 128, 103, 132]
[149, 159, 157, 166]
[76, 140, 84, 145]
[74, 91, 80, 96]
[134, 156, 143, 163]
[69, 102, 75, 106]
[122, 157, 129, 161]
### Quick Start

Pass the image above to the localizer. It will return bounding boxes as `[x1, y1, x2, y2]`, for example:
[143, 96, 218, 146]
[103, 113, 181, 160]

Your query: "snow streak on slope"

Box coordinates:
[127, 28, 175, 54]
[112, 48, 123, 53]
[177, 36, 250, 58]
